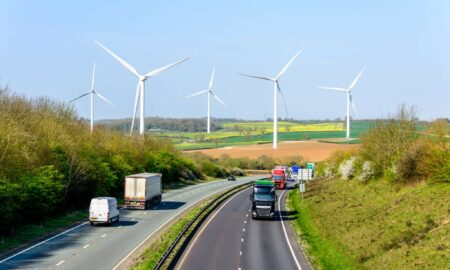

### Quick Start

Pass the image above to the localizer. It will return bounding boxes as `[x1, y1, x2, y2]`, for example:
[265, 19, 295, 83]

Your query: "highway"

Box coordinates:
[0, 176, 263, 270]
[176, 183, 311, 270]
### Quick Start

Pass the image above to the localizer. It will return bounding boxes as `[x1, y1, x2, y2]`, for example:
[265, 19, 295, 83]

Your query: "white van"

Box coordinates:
[89, 197, 120, 225]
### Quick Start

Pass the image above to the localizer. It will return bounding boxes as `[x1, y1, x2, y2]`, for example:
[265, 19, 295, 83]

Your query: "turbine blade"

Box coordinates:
[144, 57, 190, 78]
[208, 66, 215, 90]
[69, 92, 90, 102]
[210, 92, 227, 108]
[317, 87, 348, 92]
[277, 83, 289, 118]
[237, 73, 273, 81]
[94, 91, 115, 107]
[350, 94, 359, 117]
[276, 49, 302, 80]
[348, 66, 366, 90]
[95, 40, 140, 77]
[130, 83, 140, 135]
[186, 89, 209, 99]
[91, 63, 96, 90]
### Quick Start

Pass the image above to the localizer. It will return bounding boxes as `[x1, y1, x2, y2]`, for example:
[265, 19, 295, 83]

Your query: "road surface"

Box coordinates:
[176, 183, 311, 270]
[0, 176, 263, 270]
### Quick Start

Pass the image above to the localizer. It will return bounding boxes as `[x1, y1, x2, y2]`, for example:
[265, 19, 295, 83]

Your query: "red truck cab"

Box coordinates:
[272, 169, 286, 189]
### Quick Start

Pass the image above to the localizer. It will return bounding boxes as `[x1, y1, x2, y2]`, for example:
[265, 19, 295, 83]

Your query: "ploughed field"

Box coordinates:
[184, 140, 358, 161]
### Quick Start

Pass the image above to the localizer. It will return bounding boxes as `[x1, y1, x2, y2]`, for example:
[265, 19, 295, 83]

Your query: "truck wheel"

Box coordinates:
[157, 195, 162, 204]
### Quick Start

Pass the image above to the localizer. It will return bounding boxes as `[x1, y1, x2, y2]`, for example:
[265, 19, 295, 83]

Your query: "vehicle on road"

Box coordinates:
[250, 180, 277, 219]
[272, 168, 286, 189]
[89, 197, 119, 225]
[228, 175, 236, 181]
[124, 173, 162, 210]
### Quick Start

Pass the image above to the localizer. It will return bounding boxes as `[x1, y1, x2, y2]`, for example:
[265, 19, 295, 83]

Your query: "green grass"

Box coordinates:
[0, 210, 87, 254]
[287, 189, 359, 269]
[288, 177, 450, 269]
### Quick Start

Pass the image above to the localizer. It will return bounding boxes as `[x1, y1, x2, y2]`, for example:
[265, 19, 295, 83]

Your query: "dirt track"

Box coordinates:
[185, 141, 358, 161]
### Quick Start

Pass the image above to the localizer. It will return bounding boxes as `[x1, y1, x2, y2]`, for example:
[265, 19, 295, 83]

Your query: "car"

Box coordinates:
[228, 175, 236, 181]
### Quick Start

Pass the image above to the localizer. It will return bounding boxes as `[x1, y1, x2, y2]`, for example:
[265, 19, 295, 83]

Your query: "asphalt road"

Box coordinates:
[0, 176, 263, 270]
[176, 183, 311, 270]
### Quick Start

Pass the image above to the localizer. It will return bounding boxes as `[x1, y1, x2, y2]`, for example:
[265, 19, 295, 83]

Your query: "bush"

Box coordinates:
[339, 157, 356, 180]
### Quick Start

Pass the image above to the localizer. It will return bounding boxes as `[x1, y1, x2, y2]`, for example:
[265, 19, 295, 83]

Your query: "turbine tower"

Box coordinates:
[186, 66, 227, 133]
[318, 66, 366, 140]
[69, 63, 114, 133]
[238, 50, 302, 149]
[95, 40, 189, 135]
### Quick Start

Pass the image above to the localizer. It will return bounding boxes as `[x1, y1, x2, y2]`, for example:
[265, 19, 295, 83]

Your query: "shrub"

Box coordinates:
[339, 157, 356, 180]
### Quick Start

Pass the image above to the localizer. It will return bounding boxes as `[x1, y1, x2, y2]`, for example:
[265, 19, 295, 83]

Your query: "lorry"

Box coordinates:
[124, 173, 162, 210]
[272, 168, 287, 189]
[250, 180, 277, 219]
[89, 197, 120, 225]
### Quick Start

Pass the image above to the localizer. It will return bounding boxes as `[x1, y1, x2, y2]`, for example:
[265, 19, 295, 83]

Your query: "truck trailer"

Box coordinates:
[124, 173, 162, 210]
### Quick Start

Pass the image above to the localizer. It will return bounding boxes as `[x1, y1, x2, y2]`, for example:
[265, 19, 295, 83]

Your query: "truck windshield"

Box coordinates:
[254, 186, 273, 201]
[273, 176, 283, 180]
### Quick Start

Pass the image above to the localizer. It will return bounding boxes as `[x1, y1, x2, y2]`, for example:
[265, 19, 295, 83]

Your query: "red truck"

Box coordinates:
[271, 169, 286, 189]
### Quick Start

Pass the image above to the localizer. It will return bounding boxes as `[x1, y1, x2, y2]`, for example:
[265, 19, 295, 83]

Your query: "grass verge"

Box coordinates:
[288, 178, 450, 270]
[0, 210, 87, 255]
[287, 189, 358, 270]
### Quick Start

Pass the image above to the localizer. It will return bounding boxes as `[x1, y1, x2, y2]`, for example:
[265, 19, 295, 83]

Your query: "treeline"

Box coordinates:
[0, 89, 202, 234]
[98, 117, 239, 132]
[318, 105, 449, 183]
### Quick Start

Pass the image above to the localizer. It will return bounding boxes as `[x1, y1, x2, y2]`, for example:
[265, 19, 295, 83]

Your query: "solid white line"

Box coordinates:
[176, 189, 247, 270]
[0, 222, 88, 263]
[278, 190, 302, 270]
[83, 244, 90, 249]
[56, 260, 65, 266]
[112, 181, 252, 270]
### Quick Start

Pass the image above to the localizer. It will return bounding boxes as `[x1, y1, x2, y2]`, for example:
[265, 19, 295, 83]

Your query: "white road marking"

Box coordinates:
[243, 228, 245, 232]
[241, 238, 244, 243]
[246, 214, 248, 217]
[143, 212, 147, 215]
[56, 260, 65, 266]
[118, 226, 122, 228]
[244, 220, 247, 224]
[0, 222, 88, 263]
[83, 244, 90, 249]
[240, 251, 242, 256]
[278, 190, 302, 270]
[131, 218, 136, 221]
[101, 234, 107, 238]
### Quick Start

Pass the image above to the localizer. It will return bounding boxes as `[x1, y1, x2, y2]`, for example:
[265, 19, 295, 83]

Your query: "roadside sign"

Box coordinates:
[299, 182, 305, 193]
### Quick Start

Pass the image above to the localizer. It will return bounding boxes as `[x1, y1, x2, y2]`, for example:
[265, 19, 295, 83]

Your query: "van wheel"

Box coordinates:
[90, 222, 94, 226]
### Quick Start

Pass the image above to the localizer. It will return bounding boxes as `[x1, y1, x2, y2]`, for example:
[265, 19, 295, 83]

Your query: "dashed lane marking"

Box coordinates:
[83, 244, 90, 249]
[101, 234, 107, 238]
[56, 260, 65, 266]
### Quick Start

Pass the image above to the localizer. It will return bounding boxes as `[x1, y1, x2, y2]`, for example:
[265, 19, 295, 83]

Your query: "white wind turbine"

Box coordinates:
[238, 50, 302, 149]
[95, 40, 189, 135]
[186, 66, 227, 133]
[318, 66, 366, 140]
[69, 63, 114, 133]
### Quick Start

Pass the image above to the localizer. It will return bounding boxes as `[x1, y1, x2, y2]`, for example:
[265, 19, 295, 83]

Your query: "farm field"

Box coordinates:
[184, 140, 358, 161]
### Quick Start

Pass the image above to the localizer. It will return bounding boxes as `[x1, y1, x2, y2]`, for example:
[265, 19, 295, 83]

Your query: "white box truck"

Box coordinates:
[89, 197, 119, 225]
[124, 173, 162, 210]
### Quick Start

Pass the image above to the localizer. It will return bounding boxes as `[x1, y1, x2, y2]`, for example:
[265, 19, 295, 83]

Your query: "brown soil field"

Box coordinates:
[185, 140, 359, 161]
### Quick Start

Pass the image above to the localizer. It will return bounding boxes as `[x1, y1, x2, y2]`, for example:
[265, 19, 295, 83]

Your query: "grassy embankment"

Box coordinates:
[288, 178, 449, 269]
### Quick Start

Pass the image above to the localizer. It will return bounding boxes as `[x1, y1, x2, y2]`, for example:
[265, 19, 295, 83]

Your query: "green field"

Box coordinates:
[151, 121, 430, 151]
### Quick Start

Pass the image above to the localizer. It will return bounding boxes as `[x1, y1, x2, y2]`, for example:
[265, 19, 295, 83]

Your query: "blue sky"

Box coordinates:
[0, 0, 449, 121]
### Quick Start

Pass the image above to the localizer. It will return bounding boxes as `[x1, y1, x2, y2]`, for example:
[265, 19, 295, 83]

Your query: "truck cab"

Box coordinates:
[272, 169, 287, 189]
[250, 180, 277, 219]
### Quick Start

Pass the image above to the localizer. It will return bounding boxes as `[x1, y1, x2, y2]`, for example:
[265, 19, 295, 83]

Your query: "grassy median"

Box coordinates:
[287, 178, 450, 270]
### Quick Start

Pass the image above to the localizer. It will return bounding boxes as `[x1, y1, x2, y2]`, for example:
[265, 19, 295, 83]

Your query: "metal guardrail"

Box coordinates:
[153, 181, 253, 270]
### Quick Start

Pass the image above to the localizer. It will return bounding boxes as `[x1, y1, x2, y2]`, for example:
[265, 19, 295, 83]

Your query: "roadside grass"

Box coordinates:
[288, 177, 450, 270]
[287, 189, 358, 270]
[0, 210, 87, 254]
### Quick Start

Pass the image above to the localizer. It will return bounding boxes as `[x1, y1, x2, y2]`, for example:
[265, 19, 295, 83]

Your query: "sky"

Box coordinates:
[0, 0, 449, 121]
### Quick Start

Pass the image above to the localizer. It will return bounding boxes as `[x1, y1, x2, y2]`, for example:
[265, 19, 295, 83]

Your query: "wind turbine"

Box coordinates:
[69, 63, 114, 133]
[186, 66, 227, 133]
[318, 66, 366, 140]
[238, 50, 302, 149]
[95, 40, 189, 135]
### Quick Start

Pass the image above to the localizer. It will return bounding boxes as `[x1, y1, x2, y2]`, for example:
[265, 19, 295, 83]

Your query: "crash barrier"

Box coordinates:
[153, 181, 254, 270]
